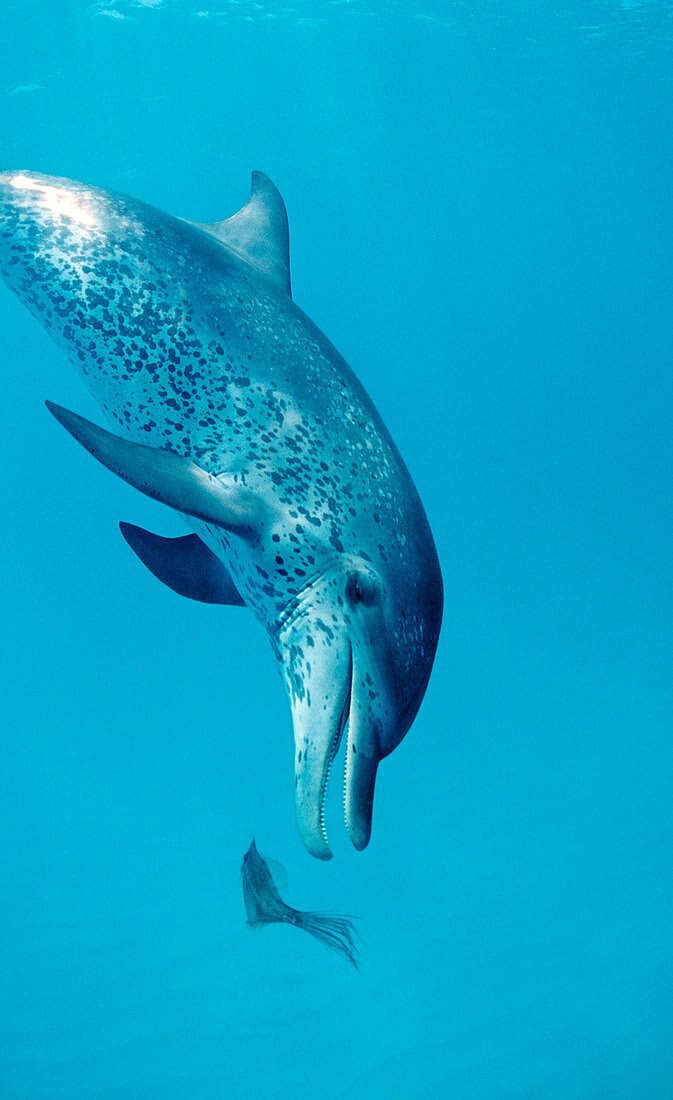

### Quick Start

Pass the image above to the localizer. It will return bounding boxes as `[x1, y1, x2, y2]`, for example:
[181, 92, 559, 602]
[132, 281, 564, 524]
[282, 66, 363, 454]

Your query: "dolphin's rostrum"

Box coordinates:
[0, 169, 443, 858]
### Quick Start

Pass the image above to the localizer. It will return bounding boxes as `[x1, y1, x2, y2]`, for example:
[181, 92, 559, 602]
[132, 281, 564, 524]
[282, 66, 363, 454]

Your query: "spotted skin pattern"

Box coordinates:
[0, 171, 443, 858]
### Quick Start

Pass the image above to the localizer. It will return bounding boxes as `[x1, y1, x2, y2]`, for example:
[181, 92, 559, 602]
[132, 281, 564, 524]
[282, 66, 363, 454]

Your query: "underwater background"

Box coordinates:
[0, 1, 672, 1096]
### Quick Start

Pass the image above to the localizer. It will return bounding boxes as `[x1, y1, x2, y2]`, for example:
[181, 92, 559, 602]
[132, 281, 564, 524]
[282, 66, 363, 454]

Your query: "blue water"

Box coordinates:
[1, 2, 672, 1096]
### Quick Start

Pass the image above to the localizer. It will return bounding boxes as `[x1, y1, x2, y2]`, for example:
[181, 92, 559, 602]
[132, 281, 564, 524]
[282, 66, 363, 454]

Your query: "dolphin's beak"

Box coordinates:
[278, 593, 395, 858]
[344, 744, 379, 852]
[279, 617, 352, 860]
[343, 650, 385, 851]
[343, 602, 398, 850]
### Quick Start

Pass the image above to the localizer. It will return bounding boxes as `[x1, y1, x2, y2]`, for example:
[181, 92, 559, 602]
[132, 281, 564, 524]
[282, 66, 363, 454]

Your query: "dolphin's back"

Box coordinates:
[35, 188, 435, 601]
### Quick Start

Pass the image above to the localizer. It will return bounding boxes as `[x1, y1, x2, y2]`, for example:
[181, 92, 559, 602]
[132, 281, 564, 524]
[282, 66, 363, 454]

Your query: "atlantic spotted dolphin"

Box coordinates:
[0, 170, 443, 859]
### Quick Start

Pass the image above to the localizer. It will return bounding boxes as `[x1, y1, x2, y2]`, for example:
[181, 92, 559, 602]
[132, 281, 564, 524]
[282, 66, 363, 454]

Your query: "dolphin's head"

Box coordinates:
[273, 545, 442, 860]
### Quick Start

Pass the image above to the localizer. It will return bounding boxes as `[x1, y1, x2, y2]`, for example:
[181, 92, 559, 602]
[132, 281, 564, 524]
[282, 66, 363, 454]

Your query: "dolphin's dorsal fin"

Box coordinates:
[198, 171, 291, 296]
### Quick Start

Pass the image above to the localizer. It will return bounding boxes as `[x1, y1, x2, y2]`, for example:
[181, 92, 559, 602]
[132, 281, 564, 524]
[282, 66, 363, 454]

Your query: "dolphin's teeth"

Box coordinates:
[317, 673, 350, 851]
[319, 756, 331, 846]
[343, 747, 349, 822]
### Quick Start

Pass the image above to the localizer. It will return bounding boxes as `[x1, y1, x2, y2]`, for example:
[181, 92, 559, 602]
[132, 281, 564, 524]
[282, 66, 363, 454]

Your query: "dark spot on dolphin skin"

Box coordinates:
[314, 619, 334, 642]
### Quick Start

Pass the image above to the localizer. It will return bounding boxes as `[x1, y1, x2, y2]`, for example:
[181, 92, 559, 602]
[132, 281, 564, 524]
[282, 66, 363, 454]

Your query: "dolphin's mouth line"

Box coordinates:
[317, 643, 352, 852]
[274, 558, 342, 639]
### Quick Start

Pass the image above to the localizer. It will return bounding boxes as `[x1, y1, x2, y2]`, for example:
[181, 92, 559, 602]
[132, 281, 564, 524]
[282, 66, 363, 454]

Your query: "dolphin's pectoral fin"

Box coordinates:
[119, 523, 246, 606]
[195, 171, 291, 297]
[46, 402, 262, 539]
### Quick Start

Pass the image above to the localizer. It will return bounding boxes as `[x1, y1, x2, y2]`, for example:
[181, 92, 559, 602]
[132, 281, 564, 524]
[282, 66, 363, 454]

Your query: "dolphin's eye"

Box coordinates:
[346, 575, 363, 604]
[345, 572, 381, 608]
